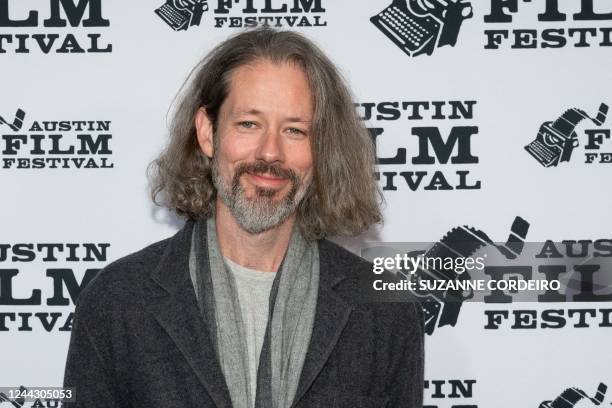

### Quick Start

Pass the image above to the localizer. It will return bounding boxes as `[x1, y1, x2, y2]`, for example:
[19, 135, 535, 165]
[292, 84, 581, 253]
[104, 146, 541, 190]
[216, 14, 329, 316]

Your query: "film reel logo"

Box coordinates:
[407, 216, 530, 335]
[539, 383, 607, 408]
[0, 386, 25, 407]
[155, 0, 209, 31]
[0, 109, 25, 132]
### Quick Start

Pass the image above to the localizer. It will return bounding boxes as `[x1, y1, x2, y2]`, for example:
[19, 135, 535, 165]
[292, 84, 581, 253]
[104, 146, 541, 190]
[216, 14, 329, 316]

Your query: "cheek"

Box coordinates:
[290, 144, 314, 175]
[215, 134, 253, 172]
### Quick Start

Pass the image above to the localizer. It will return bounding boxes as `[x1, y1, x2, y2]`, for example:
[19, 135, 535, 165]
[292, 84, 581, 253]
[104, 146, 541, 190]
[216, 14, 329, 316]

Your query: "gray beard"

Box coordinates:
[212, 161, 310, 234]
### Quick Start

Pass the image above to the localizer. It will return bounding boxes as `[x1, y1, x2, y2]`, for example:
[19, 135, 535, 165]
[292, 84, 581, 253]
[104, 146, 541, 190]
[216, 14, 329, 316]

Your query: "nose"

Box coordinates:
[254, 127, 285, 163]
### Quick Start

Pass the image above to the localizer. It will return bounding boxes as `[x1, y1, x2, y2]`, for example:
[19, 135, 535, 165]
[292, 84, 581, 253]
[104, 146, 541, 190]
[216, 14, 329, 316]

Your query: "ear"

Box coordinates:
[195, 107, 214, 159]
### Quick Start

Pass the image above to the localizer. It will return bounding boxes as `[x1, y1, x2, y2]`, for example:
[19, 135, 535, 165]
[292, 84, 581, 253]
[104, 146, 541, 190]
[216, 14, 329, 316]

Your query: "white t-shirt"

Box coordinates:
[223, 256, 277, 403]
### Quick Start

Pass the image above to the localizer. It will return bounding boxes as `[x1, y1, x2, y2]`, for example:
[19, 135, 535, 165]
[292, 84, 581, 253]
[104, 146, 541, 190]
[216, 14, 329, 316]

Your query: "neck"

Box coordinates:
[214, 199, 295, 272]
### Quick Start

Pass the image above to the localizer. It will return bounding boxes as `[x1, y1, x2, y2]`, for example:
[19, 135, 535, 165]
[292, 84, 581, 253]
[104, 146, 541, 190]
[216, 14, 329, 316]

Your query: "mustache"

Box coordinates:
[233, 161, 300, 185]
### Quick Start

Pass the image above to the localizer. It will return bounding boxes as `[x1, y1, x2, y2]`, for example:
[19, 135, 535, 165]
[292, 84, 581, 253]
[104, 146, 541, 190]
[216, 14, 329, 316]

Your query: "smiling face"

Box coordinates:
[195, 59, 314, 234]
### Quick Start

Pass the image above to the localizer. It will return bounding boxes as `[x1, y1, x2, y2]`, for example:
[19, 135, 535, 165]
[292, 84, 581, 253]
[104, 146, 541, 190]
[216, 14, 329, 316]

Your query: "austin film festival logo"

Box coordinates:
[0, 242, 109, 332]
[484, 0, 612, 50]
[371, 0, 612, 55]
[357, 100, 480, 191]
[525, 103, 610, 167]
[0, 108, 114, 169]
[370, 0, 473, 57]
[155, 0, 327, 31]
[0, 0, 111, 54]
[362, 216, 612, 335]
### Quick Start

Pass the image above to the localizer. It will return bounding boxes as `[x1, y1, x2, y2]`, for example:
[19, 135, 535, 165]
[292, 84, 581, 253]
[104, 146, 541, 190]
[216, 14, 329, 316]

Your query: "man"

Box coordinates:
[63, 27, 424, 408]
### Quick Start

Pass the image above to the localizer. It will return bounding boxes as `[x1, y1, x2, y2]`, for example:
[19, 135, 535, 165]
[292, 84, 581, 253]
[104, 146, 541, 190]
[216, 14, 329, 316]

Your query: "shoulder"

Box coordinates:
[319, 239, 424, 334]
[73, 234, 174, 317]
[91, 236, 171, 291]
[318, 238, 373, 274]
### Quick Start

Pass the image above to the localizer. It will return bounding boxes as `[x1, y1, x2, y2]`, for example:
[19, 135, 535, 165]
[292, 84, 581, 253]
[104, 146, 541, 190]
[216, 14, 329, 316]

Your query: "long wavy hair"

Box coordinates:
[149, 27, 383, 240]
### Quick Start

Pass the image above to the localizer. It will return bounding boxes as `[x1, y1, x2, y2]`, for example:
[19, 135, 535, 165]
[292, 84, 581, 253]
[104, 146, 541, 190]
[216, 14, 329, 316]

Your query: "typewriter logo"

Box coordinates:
[539, 382, 607, 408]
[370, 0, 473, 57]
[155, 0, 209, 31]
[525, 103, 609, 167]
[0, 109, 25, 132]
[408, 216, 530, 335]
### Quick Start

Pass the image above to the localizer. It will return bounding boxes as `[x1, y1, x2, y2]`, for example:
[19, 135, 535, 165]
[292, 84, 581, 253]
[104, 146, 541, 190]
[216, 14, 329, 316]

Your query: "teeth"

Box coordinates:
[257, 173, 282, 179]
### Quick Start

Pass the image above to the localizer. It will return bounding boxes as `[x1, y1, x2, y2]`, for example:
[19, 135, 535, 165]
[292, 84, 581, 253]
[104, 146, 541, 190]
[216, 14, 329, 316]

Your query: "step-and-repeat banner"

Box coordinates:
[2, 0, 611, 407]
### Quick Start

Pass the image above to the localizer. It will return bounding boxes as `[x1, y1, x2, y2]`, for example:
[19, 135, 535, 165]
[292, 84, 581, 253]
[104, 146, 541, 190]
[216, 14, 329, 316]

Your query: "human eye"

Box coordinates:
[238, 121, 257, 129]
[286, 127, 307, 136]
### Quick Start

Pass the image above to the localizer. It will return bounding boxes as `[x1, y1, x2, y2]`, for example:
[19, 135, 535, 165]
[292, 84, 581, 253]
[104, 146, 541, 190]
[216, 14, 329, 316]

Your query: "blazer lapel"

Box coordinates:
[144, 222, 355, 408]
[291, 240, 354, 408]
[144, 220, 233, 408]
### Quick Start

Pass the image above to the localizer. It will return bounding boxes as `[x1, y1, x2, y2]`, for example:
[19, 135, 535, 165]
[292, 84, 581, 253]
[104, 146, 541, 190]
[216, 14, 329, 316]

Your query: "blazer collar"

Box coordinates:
[148, 219, 350, 293]
[148, 219, 195, 296]
[145, 219, 354, 408]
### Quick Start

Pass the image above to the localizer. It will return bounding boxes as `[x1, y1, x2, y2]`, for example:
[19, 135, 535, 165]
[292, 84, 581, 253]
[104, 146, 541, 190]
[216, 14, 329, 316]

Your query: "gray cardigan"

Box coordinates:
[63, 220, 424, 407]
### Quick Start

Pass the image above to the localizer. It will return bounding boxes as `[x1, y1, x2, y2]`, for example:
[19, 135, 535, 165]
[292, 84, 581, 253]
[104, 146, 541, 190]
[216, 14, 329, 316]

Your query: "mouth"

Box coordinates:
[246, 171, 289, 188]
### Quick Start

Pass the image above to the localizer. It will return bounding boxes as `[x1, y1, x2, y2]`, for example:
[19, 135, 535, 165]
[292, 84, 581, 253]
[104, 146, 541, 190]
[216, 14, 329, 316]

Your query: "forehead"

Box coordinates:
[221, 59, 314, 119]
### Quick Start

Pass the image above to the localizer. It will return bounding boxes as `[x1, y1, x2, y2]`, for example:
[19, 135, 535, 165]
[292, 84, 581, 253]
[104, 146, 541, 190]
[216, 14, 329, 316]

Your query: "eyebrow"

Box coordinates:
[230, 109, 312, 123]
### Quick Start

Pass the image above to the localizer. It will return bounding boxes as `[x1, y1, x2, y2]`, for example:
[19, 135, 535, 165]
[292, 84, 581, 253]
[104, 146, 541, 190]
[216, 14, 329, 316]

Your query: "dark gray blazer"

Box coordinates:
[63, 220, 424, 408]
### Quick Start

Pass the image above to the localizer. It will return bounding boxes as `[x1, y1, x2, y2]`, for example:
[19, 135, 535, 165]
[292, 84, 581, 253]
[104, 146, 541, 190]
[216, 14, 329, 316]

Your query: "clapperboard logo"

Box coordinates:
[525, 103, 610, 167]
[155, 0, 209, 31]
[370, 0, 473, 57]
